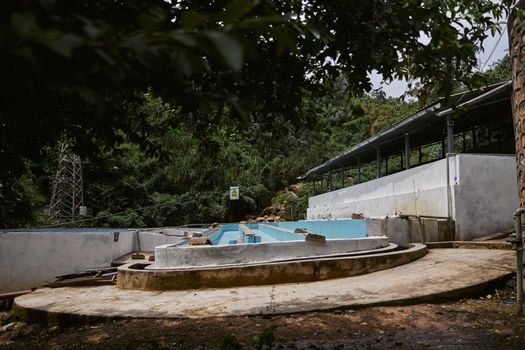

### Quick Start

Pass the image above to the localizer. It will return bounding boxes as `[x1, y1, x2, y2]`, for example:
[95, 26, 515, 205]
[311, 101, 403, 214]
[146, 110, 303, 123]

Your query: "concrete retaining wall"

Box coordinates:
[307, 154, 519, 240]
[0, 230, 182, 293]
[307, 158, 452, 219]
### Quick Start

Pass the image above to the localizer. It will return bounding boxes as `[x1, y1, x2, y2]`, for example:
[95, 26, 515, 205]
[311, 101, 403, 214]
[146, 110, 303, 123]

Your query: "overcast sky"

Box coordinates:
[370, 29, 509, 97]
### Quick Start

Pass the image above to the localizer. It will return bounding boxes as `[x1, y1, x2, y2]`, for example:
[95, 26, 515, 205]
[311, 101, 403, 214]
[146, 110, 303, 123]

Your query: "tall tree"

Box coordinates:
[0, 0, 513, 226]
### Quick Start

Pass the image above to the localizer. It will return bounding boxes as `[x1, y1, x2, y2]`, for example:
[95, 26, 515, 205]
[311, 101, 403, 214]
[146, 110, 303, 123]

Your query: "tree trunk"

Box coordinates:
[509, 2, 525, 208]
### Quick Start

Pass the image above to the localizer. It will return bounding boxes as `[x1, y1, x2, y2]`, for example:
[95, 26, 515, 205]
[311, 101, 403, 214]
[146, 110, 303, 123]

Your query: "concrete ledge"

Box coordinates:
[153, 237, 389, 268]
[117, 244, 426, 290]
[426, 241, 513, 250]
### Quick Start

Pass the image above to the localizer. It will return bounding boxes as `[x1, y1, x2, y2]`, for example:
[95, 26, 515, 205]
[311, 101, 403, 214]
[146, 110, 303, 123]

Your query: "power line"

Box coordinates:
[3, 198, 184, 232]
[480, 23, 507, 72]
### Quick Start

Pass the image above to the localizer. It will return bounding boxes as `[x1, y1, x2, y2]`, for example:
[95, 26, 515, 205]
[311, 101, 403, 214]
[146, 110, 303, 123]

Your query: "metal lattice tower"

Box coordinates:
[48, 142, 84, 224]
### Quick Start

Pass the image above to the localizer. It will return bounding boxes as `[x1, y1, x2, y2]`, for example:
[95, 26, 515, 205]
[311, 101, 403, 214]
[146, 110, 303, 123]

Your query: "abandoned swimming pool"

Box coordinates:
[208, 220, 367, 245]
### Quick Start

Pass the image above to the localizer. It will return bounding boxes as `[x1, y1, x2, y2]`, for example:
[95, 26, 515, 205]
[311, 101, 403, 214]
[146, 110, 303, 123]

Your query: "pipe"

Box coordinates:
[444, 153, 457, 239]
[376, 148, 381, 179]
[405, 133, 410, 170]
[447, 116, 454, 154]
[357, 158, 361, 184]
[445, 153, 455, 222]
[399, 214, 451, 220]
[0, 288, 35, 300]
[513, 207, 525, 315]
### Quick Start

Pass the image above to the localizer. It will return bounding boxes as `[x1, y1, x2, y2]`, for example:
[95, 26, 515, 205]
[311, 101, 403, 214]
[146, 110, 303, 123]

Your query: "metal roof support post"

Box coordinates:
[376, 148, 381, 179]
[404, 133, 410, 170]
[385, 156, 389, 174]
[462, 131, 466, 151]
[441, 133, 446, 158]
[447, 115, 454, 154]
[472, 127, 477, 150]
[357, 158, 361, 184]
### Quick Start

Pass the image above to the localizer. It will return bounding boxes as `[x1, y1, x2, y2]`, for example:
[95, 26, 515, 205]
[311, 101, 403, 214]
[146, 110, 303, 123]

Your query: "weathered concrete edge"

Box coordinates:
[13, 304, 118, 327]
[13, 267, 514, 325]
[426, 241, 513, 250]
[151, 241, 397, 270]
[267, 272, 516, 318]
[153, 237, 390, 269]
[117, 244, 427, 291]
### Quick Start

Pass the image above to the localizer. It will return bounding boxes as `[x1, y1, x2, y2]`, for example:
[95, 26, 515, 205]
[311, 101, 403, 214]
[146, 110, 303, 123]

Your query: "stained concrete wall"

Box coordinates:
[307, 154, 519, 240]
[452, 154, 519, 240]
[366, 218, 454, 247]
[0, 230, 182, 293]
[307, 158, 454, 220]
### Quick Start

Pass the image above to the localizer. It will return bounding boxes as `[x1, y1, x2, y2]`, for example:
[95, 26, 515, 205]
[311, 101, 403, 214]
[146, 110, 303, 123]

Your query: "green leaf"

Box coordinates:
[11, 12, 39, 38]
[42, 33, 84, 58]
[179, 11, 208, 29]
[214, 0, 255, 23]
[95, 48, 115, 65]
[206, 31, 244, 71]
[170, 30, 197, 47]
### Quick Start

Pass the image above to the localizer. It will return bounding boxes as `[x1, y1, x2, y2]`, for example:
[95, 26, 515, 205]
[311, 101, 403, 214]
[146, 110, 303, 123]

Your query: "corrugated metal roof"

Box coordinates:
[300, 80, 512, 179]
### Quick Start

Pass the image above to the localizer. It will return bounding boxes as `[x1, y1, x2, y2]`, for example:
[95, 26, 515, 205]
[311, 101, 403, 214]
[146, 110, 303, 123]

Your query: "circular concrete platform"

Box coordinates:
[14, 248, 515, 323]
[118, 243, 422, 290]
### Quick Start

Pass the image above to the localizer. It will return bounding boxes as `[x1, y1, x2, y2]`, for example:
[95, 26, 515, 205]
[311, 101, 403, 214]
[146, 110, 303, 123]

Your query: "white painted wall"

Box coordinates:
[0, 230, 183, 293]
[307, 154, 519, 240]
[308, 158, 454, 219]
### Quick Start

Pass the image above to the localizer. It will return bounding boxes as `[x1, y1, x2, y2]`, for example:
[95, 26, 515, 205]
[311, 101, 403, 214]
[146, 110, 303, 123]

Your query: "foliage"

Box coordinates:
[219, 334, 243, 350]
[409, 53, 512, 102]
[218, 326, 275, 350]
[0, 0, 515, 226]
[481, 55, 512, 85]
[249, 326, 276, 350]
[0, 167, 47, 229]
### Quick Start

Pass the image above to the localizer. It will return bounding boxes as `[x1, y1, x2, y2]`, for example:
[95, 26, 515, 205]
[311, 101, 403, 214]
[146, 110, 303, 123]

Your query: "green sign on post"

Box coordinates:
[229, 186, 239, 200]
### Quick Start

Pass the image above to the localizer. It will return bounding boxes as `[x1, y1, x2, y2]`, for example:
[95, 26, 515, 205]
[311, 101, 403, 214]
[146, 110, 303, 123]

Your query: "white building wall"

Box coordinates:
[307, 154, 519, 240]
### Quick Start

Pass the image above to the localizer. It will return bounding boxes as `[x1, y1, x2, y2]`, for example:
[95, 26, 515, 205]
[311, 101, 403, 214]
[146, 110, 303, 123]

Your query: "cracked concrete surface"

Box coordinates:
[14, 249, 515, 320]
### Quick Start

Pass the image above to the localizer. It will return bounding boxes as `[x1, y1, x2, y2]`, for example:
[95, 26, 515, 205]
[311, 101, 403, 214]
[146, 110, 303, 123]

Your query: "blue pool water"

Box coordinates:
[208, 220, 366, 246]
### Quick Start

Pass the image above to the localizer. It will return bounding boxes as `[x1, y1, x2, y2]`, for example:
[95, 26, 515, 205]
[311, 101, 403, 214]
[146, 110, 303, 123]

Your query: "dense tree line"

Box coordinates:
[5, 82, 420, 227]
[0, 1, 513, 227]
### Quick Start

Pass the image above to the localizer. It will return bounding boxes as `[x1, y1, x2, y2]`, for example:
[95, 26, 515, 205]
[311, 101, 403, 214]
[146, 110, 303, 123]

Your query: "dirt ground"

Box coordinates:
[1, 278, 525, 350]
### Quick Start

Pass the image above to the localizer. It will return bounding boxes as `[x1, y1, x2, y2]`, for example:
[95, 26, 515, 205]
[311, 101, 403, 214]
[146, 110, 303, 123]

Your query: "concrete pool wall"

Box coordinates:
[119, 244, 427, 291]
[153, 236, 389, 268]
[269, 220, 366, 239]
